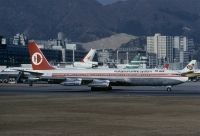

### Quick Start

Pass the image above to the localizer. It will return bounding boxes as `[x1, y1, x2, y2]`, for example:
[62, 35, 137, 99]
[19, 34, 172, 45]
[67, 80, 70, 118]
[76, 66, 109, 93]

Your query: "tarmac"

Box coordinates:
[0, 81, 200, 96]
[1, 82, 200, 136]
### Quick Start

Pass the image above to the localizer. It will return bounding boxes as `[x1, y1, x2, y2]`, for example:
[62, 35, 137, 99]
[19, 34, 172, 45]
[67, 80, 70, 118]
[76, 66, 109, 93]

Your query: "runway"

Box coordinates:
[1, 82, 200, 136]
[0, 81, 200, 96]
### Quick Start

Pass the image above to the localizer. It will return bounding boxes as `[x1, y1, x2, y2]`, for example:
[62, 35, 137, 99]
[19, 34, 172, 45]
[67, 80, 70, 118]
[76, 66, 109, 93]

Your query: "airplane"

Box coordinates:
[73, 48, 98, 68]
[25, 41, 195, 91]
[181, 64, 200, 81]
[162, 62, 198, 81]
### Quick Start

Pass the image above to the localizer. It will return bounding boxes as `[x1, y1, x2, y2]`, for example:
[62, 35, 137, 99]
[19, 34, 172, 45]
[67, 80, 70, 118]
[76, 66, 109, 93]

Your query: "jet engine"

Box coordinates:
[60, 78, 82, 86]
[88, 79, 112, 91]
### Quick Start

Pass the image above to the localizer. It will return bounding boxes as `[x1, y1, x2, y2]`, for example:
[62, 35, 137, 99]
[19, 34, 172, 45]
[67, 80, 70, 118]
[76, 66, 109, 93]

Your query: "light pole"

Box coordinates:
[72, 48, 75, 64]
[126, 52, 129, 64]
[117, 50, 119, 64]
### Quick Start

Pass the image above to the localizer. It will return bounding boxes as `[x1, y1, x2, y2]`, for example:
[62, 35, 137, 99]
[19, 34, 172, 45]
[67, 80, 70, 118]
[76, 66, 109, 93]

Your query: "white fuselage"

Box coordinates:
[35, 68, 188, 86]
[73, 61, 98, 68]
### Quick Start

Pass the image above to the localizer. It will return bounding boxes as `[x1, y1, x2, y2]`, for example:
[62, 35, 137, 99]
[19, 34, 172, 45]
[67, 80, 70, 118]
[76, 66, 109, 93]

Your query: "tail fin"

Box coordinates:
[82, 48, 96, 63]
[163, 64, 169, 70]
[181, 60, 196, 74]
[28, 41, 55, 70]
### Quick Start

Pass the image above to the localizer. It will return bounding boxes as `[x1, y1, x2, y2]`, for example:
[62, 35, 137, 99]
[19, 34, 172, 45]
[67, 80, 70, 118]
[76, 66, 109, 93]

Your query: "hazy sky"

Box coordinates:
[96, 0, 127, 5]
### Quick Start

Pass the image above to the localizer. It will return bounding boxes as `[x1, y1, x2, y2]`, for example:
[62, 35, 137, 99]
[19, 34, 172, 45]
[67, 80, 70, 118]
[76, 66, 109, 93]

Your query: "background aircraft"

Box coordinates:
[73, 48, 98, 68]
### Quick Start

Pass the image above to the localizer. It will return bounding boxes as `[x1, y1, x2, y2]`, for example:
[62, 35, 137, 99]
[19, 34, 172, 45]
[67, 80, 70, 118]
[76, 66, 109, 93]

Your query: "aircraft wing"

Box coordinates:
[17, 69, 43, 76]
[184, 72, 200, 78]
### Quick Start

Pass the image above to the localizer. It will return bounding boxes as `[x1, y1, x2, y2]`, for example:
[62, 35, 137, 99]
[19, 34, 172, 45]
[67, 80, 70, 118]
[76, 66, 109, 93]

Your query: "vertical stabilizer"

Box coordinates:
[28, 41, 55, 70]
[163, 64, 169, 70]
[181, 60, 196, 74]
[82, 49, 96, 63]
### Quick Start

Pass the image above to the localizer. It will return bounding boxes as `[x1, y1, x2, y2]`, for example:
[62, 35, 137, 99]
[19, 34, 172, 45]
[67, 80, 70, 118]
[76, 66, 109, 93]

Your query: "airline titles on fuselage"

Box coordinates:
[114, 69, 165, 73]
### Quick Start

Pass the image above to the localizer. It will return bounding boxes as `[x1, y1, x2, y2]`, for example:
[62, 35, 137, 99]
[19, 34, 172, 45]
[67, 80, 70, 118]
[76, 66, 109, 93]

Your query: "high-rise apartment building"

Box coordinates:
[174, 36, 194, 67]
[147, 33, 194, 68]
[147, 33, 173, 67]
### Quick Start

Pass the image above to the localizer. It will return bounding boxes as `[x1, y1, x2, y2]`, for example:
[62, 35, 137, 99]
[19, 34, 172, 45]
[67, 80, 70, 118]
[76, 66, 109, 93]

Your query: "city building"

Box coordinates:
[147, 33, 174, 67]
[36, 42, 87, 64]
[0, 33, 88, 67]
[147, 33, 194, 68]
[0, 43, 62, 66]
[147, 53, 157, 68]
[115, 48, 146, 64]
[12, 33, 27, 46]
[97, 49, 115, 64]
[97, 48, 146, 67]
[174, 36, 194, 68]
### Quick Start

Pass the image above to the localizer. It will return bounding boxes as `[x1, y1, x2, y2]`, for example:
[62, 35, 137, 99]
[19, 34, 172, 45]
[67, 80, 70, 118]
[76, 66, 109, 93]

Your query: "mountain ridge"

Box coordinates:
[0, 0, 200, 42]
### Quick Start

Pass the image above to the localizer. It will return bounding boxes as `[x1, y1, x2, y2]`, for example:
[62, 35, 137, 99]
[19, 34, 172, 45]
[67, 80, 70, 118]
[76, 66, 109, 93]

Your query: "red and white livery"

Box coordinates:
[27, 41, 193, 91]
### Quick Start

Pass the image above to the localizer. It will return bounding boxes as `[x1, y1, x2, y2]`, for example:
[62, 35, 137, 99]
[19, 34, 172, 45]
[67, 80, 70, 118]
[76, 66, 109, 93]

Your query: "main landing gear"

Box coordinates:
[166, 86, 172, 92]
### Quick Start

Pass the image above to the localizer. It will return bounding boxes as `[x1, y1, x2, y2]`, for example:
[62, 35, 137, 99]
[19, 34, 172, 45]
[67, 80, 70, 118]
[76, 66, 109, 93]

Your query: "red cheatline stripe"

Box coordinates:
[51, 73, 181, 78]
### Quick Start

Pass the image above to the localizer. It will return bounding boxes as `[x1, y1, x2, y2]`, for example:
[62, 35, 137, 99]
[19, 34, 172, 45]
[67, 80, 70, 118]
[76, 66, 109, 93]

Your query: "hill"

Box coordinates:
[106, 0, 200, 39]
[0, 0, 200, 42]
[80, 33, 137, 50]
[0, 0, 114, 42]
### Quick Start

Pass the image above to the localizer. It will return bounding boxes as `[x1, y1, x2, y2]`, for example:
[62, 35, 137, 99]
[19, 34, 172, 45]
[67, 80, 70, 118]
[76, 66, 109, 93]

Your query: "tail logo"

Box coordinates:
[32, 52, 43, 65]
[187, 64, 194, 70]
